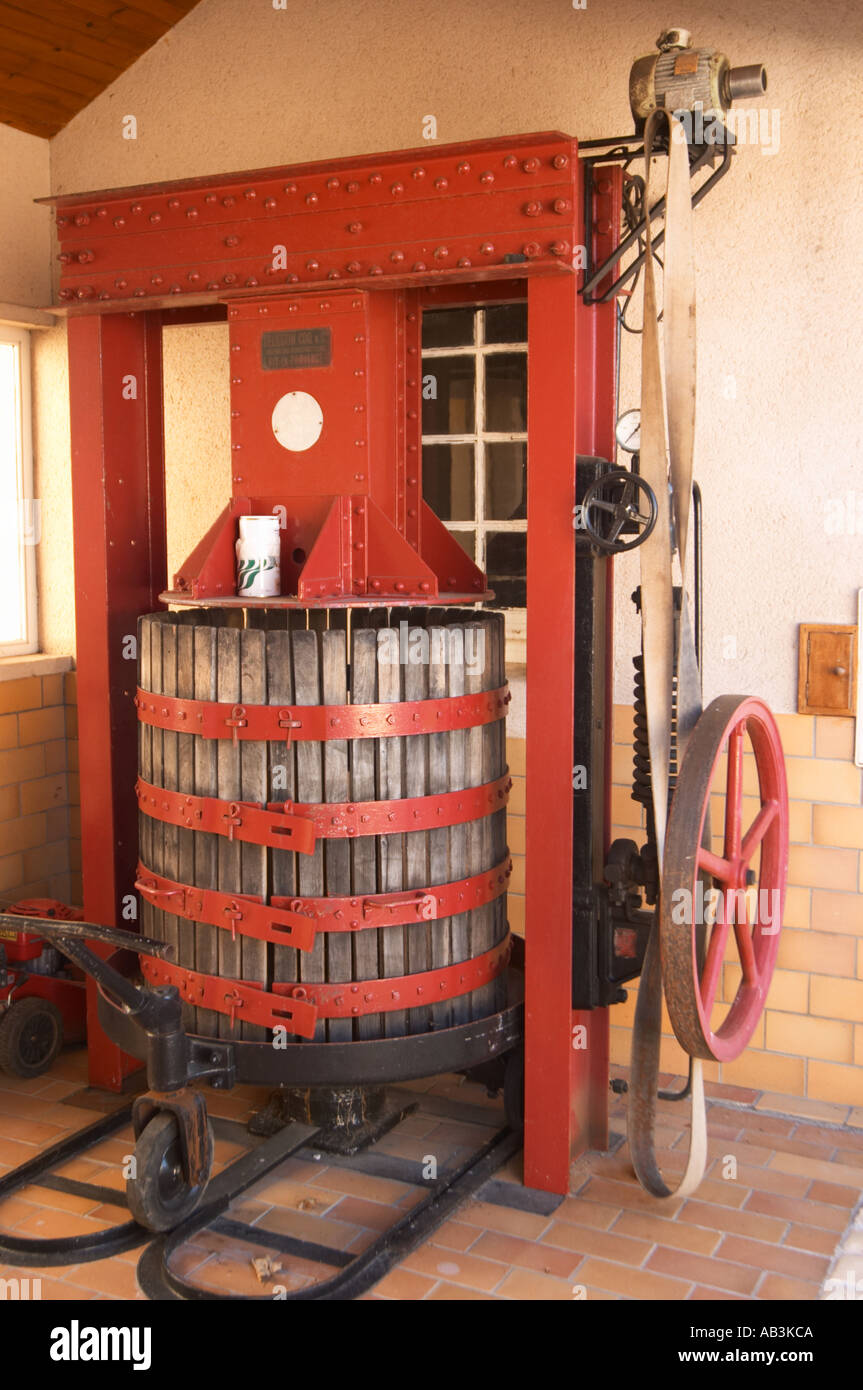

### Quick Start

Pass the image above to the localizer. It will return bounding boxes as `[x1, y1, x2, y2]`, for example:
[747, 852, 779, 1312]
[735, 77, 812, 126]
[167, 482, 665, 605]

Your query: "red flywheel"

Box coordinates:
[661, 694, 789, 1062]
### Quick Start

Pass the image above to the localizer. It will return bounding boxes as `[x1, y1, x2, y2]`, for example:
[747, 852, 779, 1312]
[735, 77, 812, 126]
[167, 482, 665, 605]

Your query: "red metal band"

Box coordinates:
[141, 934, 511, 1034]
[135, 772, 511, 848]
[134, 867, 317, 953]
[135, 684, 510, 742]
[135, 854, 512, 948]
[140, 957, 319, 1038]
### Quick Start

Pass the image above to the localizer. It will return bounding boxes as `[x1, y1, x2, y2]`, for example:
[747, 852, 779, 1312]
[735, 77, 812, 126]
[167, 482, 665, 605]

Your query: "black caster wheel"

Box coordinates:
[126, 1111, 214, 1233]
[503, 1047, 525, 1132]
[0, 997, 64, 1078]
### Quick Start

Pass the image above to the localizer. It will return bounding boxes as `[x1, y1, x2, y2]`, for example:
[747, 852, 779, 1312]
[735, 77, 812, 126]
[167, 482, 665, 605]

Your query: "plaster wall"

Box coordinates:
[0, 124, 50, 307]
[32, 0, 863, 715]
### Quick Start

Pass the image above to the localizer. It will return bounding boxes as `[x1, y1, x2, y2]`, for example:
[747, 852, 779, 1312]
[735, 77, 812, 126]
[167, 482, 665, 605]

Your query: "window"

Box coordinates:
[0, 328, 37, 655]
[421, 303, 527, 659]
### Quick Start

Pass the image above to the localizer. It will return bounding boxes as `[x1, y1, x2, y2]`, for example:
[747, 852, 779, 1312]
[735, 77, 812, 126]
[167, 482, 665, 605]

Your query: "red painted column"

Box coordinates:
[523, 271, 582, 1193]
[68, 310, 167, 1089]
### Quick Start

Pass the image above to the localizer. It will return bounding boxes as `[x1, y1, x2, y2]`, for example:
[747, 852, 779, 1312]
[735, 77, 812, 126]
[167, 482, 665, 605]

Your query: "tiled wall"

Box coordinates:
[507, 709, 863, 1106]
[0, 670, 79, 906]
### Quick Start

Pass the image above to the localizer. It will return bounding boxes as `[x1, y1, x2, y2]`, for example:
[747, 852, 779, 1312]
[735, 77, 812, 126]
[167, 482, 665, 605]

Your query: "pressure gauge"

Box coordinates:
[615, 408, 641, 454]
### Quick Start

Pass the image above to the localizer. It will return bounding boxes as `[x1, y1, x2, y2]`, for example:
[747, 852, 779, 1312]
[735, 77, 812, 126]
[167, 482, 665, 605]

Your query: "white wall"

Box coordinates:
[31, 0, 863, 711]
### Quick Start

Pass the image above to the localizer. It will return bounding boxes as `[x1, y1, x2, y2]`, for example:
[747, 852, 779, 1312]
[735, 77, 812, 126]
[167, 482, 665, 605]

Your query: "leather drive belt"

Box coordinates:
[627, 108, 707, 1201]
[136, 773, 511, 851]
[135, 684, 510, 742]
[135, 856, 512, 954]
[141, 934, 512, 1037]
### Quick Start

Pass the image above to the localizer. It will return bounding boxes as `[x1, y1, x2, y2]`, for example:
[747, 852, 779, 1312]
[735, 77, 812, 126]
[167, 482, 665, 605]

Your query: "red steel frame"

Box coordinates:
[51, 134, 620, 1191]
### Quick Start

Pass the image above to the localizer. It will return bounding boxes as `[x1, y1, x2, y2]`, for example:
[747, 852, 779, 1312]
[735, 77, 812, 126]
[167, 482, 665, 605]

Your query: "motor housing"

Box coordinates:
[629, 28, 766, 130]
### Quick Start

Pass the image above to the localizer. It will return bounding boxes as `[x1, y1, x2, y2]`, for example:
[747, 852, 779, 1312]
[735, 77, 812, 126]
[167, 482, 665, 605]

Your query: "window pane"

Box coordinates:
[485, 442, 526, 520]
[421, 307, 475, 349]
[450, 529, 476, 562]
[0, 342, 24, 645]
[422, 355, 475, 433]
[422, 443, 475, 521]
[485, 530, 526, 607]
[485, 352, 526, 432]
[484, 303, 526, 344]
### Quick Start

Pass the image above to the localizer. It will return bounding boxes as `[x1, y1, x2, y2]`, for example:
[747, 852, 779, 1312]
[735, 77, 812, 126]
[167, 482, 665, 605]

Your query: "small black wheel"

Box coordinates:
[580, 468, 658, 553]
[126, 1111, 214, 1233]
[503, 1047, 525, 1132]
[0, 997, 64, 1078]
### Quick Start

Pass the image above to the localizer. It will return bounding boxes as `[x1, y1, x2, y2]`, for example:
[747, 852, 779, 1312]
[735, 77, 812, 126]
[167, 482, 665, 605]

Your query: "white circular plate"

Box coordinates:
[271, 391, 324, 452]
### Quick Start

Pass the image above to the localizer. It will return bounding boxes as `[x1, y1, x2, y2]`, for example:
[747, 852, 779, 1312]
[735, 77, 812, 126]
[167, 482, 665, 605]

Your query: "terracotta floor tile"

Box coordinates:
[543, 1220, 651, 1266]
[730, 1111, 795, 1140]
[22, 1276, 100, 1301]
[806, 1180, 862, 1209]
[328, 1195, 400, 1232]
[87, 1202, 130, 1222]
[425, 1219, 478, 1252]
[647, 1245, 760, 1296]
[0, 1114, 66, 1146]
[770, 1136, 839, 1162]
[63, 1256, 142, 1299]
[706, 1137, 776, 1167]
[755, 1093, 849, 1124]
[705, 1083, 760, 1105]
[577, 1256, 692, 1300]
[166, 1242, 214, 1278]
[249, 1177, 337, 1215]
[717, 1162, 810, 1199]
[613, 1209, 721, 1256]
[426, 1281, 500, 1299]
[307, 1167, 412, 1205]
[576, 1176, 685, 1217]
[459, 1199, 551, 1240]
[0, 1136, 40, 1166]
[745, 1191, 848, 1231]
[17, 1182, 103, 1216]
[768, 1151, 863, 1189]
[688, 1285, 749, 1300]
[372, 1267, 437, 1299]
[13, 1207, 114, 1240]
[191, 1253, 310, 1298]
[555, 1196, 620, 1230]
[680, 1199, 787, 1245]
[784, 1223, 841, 1257]
[718, 1235, 830, 1283]
[0, 1074, 60, 1096]
[0, 1193, 42, 1230]
[471, 1229, 582, 1280]
[688, 1177, 751, 1209]
[831, 1148, 863, 1171]
[495, 1267, 582, 1300]
[402, 1241, 507, 1292]
[254, 1204, 363, 1252]
[758, 1273, 820, 1300]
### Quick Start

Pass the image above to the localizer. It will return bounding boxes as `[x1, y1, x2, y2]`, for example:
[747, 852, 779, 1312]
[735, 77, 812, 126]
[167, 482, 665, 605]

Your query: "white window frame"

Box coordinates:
[0, 326, 38, 657]
[421, 303, 527, 662]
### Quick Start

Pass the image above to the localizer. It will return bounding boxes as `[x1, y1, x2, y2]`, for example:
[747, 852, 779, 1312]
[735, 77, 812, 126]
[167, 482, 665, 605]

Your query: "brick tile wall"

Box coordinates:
[0, 671, 79, 905]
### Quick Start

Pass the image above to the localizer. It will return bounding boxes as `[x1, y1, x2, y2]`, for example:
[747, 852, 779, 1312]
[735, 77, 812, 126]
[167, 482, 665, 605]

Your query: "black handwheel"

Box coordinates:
[503, 1047, 524, 1132]
[0, 997, 64, 1077]
[126, 1111, 214, 1233]
[580, 468, 658, 553]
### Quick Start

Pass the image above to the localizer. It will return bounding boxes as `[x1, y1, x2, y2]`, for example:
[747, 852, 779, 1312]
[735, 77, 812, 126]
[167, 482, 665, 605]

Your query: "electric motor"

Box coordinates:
[629, 28, 767, 130]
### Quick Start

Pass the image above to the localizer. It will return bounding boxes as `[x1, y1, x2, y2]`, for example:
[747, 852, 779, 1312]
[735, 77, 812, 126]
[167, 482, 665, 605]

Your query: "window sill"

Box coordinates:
[0, 653, 73, 683]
